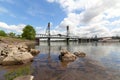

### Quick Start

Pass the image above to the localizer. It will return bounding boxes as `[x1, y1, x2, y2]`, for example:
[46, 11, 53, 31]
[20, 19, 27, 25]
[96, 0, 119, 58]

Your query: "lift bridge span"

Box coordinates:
[36, 34, 80, 39]
[35, 23, 98, 45]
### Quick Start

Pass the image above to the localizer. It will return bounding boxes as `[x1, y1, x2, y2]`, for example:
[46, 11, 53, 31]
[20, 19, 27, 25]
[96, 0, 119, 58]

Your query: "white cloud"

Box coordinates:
[0, 7, 8, 14]
[0, 22, 25, 33]
[0, 0, 14, 4]
[47, 0, 120, 37]
[47, 0, 55, 3]
[0, 7, 16, 17]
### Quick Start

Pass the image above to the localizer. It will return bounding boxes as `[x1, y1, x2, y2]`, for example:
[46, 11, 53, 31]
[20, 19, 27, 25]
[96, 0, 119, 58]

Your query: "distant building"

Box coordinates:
[99, 37, 119, 42]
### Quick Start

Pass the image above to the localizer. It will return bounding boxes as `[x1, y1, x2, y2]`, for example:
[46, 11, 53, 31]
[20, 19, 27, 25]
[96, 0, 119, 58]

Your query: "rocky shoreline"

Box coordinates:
[0, 37, 40, 66]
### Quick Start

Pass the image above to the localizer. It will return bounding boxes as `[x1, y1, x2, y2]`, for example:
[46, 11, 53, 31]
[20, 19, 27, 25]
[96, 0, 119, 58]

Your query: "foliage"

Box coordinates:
[4, 66, 32, 80]
[0, 30, 7, 36]
[16, 34, 22, 38]
[22, 25, 36, 40]
[8, 32, 16, 38]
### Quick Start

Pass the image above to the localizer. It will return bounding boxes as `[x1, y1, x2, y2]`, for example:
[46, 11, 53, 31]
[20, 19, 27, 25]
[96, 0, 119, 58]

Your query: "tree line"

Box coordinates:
[0, 25, 36, 40]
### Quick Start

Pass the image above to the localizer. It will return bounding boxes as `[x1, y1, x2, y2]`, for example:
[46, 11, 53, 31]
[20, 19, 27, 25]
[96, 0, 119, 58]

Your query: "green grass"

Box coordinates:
[4, 65, 32, 80]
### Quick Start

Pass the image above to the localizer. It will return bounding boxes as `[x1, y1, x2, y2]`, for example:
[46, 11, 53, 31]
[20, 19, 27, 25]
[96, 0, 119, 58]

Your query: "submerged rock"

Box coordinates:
[74, 51, 86, 57]
[59, 49, 77, 62]
[14, 75, 34, 80]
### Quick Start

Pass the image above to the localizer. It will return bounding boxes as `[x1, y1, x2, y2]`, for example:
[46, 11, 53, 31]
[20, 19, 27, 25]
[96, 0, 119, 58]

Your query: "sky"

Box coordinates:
[0, 0, 120, 37]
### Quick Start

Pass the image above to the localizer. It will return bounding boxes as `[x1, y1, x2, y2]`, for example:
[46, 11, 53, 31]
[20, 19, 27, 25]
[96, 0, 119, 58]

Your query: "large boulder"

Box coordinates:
[59, 49, 77, 62]
[0, 43, 40, 66]
[14, 75, 34, 80]
[1, 52, 33, 65]
[30, 49, 40, 55]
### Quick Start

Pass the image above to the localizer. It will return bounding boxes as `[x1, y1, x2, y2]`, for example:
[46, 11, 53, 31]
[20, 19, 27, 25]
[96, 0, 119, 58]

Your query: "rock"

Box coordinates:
[17, 43, 28, 49]
[0, 56, 5, 64]
[30, 49, 40, 55]
[17, 43, 28, 52]
[59, 49, 77, 62]
[19, 48, 27, 52]
[1, 52, 33, 65]
[60, 49, 69, 56]
[0, 43, 39, 66]
[14, 75, 34, 80]
[74, 51, 86, 57]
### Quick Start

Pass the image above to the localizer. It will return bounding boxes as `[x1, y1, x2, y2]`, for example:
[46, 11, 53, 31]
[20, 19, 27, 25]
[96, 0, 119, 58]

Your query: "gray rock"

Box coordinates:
[59, 49, 77, 62]
[1, 52, 33, 65]
[14, 75, 34, 80]
[0, 56, 5, 64]
[74, 51, 86, 57]
[0, 43, 39, 66]
[30, 49, 40, 55]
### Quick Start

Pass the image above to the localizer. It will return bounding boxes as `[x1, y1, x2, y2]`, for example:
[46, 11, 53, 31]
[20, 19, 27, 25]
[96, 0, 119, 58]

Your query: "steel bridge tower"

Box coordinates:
[46, 22, 51, 45]
[66, 26, 70, 44]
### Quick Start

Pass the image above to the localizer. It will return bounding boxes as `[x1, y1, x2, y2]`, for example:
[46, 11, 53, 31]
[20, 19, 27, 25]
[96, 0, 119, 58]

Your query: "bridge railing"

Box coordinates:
[36, 34, 67, 38]
[36, 34, 89, 39]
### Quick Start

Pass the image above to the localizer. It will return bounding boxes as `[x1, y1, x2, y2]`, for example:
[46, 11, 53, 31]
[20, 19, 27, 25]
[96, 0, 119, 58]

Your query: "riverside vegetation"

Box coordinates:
[0, 25, 39, 66]
[0, 36, 40, 80]
[0, 25, 39, 80]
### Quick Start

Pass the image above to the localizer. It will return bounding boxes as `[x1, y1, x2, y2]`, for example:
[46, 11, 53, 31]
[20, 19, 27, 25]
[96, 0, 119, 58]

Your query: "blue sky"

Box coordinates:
[0, 0, 65, 27]
[0, 0, 120, 37]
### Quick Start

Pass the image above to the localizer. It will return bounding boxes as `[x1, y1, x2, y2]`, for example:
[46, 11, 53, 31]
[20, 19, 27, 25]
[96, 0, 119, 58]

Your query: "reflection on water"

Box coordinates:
[0, 63, 32, 80]
[0, 42, 120, 80]
[4, 65, 32, 80]
[32, 42, 120, 80]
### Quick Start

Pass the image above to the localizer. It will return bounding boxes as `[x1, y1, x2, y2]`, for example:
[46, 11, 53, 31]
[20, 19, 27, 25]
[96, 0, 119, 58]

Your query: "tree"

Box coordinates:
[22, 25, 36, 40]
[8, 32, 16, 38]
[0, 30, 7, 36]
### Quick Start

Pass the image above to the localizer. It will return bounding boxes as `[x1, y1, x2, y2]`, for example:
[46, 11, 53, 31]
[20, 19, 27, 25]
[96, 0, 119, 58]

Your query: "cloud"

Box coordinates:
[27, 5, 42, 16]
[0, 0, 14, 4]
[47, 0, 120, 37]
[0, 6, 16, 18]
[47, 0, 55, 3]
[0, 22, 25, 33]
[0, 7, 8, 14]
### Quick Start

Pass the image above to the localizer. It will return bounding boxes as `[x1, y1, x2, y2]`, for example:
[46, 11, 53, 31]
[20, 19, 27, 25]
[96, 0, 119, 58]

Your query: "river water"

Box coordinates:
[0, 42, 120, 80]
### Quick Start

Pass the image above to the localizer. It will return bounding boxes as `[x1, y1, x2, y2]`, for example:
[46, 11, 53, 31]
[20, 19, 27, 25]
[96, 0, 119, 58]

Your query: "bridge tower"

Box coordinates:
[66, 26, 70, 44]
[67, 26, 70, 37]
[47, 22, 51, 45]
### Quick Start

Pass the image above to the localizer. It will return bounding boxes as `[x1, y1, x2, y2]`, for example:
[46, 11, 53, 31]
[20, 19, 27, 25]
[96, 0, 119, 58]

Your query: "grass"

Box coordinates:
[0, 36, 35, 44]
[4, 65, 32, 80]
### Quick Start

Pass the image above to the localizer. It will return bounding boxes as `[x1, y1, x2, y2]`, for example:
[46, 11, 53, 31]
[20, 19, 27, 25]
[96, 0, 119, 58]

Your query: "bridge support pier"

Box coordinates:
[35, 38, 39, 45]
[66, 38, 69, 45]
[48, 38, 50, 46]
[78, 39, 81, 43]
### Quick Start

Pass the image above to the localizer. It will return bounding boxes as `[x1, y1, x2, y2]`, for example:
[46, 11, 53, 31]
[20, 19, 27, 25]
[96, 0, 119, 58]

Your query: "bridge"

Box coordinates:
[36, 34, 80, 39]
[35, 22, 98, 45]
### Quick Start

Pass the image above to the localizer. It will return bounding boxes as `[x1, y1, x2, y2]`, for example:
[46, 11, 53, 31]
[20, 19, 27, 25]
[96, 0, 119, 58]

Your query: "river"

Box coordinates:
[0, 42, 120, 80]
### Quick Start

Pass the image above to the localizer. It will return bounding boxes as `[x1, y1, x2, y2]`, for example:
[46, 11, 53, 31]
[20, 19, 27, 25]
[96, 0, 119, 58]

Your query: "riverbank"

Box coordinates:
[0, 36, 35, 45]
[0, 36, 40, 66]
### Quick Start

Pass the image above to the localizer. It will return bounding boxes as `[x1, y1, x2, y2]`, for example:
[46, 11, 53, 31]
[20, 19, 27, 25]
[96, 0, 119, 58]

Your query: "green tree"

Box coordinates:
[22, 25, 36, 40]
[8, 32, 16, 38]
[0, 30, 7, 36]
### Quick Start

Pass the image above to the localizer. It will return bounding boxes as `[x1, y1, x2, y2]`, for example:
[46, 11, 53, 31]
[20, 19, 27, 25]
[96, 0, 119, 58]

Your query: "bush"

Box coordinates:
[0, 30, 7, 36]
